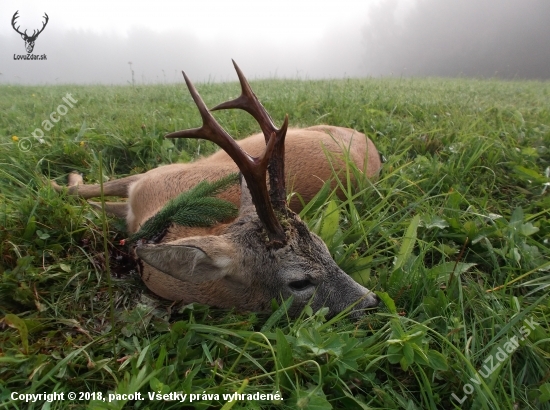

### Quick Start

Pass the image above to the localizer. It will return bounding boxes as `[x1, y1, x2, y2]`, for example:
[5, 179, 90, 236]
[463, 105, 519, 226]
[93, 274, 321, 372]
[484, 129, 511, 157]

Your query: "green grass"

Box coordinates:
[1, 76, 549, 409]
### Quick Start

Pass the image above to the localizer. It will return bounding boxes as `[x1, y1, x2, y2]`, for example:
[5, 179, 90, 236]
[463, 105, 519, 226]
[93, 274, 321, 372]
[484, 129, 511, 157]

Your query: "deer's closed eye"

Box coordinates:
[289, 279, 315, 291]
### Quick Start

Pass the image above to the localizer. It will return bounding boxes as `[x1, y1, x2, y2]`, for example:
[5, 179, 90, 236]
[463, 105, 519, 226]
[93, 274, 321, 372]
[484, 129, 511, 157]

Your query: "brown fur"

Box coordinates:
[53, 125, 381, 233]
[53, 124, 381, 315]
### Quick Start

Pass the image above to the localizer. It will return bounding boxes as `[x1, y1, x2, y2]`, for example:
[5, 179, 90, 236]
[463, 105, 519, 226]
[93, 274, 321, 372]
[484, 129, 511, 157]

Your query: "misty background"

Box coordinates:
[0, 0, 548, 84]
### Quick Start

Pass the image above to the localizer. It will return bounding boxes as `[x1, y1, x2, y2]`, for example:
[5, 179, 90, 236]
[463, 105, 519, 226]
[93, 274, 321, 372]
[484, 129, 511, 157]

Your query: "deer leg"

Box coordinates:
[67, 172, 83, 187]
[88, 201, 129, 219]
[51, 172, 142, 199]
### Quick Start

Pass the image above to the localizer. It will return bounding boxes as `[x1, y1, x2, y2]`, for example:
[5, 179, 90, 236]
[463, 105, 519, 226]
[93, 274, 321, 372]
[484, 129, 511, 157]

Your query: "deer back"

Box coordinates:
[126, 125, 380, 232]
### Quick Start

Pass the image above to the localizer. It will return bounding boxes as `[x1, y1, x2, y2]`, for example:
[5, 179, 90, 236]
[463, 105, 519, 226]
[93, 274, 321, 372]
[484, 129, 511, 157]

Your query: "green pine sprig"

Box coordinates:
[129, 173, 239, 242]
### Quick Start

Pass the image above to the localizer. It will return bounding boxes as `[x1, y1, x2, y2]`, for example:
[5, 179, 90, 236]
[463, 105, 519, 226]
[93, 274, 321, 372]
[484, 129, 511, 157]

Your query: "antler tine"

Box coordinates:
[165, 71, 287, 245]
[37, 13, 49, 35]
[210, 60, 289, 211]
[166, 71, 254, 167]
[211, 60, 278, 141]
[11, 11, 25, 36]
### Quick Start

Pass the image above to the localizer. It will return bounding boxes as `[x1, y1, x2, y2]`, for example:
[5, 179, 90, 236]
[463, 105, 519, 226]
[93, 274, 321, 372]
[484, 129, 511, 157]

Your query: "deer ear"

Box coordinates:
[239, 176, 256, 216]
[136, 236, 236, 284]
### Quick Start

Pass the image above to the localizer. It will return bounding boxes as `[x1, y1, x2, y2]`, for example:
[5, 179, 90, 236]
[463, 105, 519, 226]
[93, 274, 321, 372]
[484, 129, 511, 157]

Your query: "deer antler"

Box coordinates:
[210, 60, 288, 211]
[32, 13, 49, 39]
[11, 11, 25, 37]
[11, 11, 49, 39]
[165, 62, 288, 246]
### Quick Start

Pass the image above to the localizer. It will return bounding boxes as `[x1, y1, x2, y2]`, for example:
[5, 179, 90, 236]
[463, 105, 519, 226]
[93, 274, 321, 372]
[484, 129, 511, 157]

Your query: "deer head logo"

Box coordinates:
[11, 11, 49, 53]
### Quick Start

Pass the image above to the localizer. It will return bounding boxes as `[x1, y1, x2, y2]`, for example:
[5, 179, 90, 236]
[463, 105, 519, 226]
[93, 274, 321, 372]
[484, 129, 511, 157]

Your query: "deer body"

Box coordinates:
[56, 62, 381, 318]
[60, 125, 380, 233]
[128, 125, 379, 232]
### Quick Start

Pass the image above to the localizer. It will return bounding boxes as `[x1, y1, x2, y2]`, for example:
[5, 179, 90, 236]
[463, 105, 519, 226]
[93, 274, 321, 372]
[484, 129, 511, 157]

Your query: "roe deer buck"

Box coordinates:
[54, 61, 381, 318]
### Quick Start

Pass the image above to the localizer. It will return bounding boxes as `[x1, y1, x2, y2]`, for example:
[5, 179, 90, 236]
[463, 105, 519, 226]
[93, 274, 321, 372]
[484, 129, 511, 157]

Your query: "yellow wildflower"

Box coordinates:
[80, 141, 85, 146]
[12, 136, 19, 141]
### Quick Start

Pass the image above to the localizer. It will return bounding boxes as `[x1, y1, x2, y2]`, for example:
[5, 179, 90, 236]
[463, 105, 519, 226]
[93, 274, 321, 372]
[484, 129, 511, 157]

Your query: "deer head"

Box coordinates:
[11, 11, 49, 53]
[136, 61, 379, 318]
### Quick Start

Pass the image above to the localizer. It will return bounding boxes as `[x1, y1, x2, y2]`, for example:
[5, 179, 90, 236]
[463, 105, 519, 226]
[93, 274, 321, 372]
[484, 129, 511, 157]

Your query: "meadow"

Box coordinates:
[0, 76, 549, 409]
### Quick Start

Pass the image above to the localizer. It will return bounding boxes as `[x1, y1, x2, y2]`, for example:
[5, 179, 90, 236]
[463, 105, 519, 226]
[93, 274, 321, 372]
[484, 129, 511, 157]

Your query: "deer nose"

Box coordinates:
[362, 291, 380, 308]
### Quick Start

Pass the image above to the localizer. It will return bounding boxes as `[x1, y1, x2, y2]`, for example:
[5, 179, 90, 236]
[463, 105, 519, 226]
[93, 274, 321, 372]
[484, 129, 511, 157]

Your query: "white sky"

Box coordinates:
[1, 0, 545, 83]
[1, 0, 410, 44]
[1, 0, 417, 83]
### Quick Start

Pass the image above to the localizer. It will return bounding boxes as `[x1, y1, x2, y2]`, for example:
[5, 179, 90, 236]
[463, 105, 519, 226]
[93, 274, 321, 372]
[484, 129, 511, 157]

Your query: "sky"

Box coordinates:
[0, 0, 548, 84]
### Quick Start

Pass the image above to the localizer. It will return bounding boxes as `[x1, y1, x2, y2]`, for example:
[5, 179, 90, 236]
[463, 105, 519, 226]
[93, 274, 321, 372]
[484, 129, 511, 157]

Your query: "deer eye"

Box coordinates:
[288, 279, 314, 292]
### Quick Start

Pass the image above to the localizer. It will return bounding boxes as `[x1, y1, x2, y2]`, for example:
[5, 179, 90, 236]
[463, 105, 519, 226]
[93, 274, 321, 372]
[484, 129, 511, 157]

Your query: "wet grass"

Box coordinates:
[0, 76, 549, 409]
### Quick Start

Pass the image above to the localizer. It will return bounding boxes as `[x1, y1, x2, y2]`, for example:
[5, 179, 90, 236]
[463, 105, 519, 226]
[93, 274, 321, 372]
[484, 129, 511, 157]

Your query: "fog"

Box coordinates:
[0, 0, 548, 84]
[363, 0, 550, 79]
